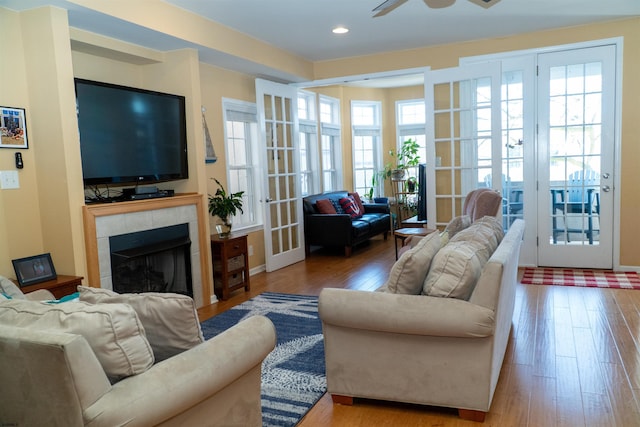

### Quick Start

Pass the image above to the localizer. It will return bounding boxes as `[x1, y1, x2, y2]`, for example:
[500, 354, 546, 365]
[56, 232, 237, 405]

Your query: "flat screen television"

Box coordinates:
[417, 163, 427, 221]
[74, 78, 188, 186]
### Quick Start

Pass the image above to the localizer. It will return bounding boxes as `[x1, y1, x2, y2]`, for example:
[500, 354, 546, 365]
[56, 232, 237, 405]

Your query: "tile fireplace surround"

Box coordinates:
[82, 193, 213, 308]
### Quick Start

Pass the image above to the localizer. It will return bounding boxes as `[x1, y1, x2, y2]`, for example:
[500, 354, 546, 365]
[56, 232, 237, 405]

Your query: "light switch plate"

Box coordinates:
[0, 171, 20, 189]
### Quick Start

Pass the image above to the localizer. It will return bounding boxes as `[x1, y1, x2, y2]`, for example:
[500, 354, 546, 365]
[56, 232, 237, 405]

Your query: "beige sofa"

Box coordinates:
[0, 283, 276, 427]
[319, 218, 524, 421]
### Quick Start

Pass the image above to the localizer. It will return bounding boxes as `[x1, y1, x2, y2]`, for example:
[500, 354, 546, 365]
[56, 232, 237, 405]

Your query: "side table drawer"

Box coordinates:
[213, 255, 245, 273]
[226, 241, 247, 258]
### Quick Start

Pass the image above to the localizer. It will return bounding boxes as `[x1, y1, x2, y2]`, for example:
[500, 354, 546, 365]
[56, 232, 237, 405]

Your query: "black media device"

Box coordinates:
[417, 163, 427, 221]
[15, 152, 23, 169]
[74, 78, 188, 186]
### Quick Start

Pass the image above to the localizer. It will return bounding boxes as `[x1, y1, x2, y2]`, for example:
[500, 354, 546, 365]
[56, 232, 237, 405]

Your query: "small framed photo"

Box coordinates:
[1, 106, 28, 149]
[12, 253, 57, 286]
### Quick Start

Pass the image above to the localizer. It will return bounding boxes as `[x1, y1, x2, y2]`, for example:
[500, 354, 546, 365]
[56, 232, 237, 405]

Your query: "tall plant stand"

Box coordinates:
[390, 178, 416, 228]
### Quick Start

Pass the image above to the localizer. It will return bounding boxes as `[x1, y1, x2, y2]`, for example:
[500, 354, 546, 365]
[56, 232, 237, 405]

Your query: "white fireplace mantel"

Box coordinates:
[82, 194, 214, 308]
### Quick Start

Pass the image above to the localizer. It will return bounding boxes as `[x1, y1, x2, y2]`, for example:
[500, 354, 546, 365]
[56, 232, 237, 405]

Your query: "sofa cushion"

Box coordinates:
[315, 198, 337, 214]
[443, 215, 472, 238]
[78, 286, 204, 362]
[0, 276, 25, 299]
[351, 218, 372, 238]
[0, 299, 154, 382]
[339, 196, 363, 219]
[422, 241, 484, 300]
[383, 232, 441, 294]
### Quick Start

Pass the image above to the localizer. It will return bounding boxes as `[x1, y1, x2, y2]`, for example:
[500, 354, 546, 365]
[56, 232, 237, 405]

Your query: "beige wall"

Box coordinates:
[198, 63, 266, 270]
[1, 3, 638, 282]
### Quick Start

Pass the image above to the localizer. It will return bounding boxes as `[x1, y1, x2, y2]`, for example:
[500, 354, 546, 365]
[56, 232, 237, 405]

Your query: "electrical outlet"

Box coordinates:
[248, 245, 254, 256]
[0, 171, 19, 189]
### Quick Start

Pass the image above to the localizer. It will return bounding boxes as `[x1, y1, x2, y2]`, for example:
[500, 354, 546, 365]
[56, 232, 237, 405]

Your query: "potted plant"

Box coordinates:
[406, 176, 417, 193]
[380, 138, 421, 182]
[208, 178, 244, 238]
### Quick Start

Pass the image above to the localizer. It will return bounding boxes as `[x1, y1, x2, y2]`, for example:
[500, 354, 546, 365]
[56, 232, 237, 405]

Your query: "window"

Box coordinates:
[396, 100, 427, 179]
[297, 91, 319, 196]
[222, 98, 261, 230]
[351, 101, 382, 198]
[320, 96, 342, 191]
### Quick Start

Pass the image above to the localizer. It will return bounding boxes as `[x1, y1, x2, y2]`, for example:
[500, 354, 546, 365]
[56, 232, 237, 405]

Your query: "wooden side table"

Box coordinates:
[17, 275, 84, 299]
[393, 227, 437, 259]
[210, 233, 250, 300]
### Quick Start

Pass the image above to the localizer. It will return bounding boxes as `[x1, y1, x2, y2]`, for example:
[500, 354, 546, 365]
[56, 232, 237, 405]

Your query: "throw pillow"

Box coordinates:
[315, 198, 337, 214]
[0, 299, 154, 382]
[339, 196, 363, 219]
[78, 286, 204, 362]
[443, 215, 472, 238]
[450, 216, 504, 265]
[331, 199, 345, 214]
[422, 241, 484, 300]
[383, 232, 441, 294]
[348, 192, 366, 215]
[0, 276, 25, 299]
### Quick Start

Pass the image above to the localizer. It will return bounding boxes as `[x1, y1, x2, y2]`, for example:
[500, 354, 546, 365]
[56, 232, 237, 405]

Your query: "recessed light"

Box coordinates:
[332, 26, 349, 34]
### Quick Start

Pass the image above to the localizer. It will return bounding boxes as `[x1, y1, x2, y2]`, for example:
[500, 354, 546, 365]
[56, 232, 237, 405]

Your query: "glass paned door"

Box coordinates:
[537, 45, 615, 268]
[256, 79, 305, 272]
[425, 63, 502, 229]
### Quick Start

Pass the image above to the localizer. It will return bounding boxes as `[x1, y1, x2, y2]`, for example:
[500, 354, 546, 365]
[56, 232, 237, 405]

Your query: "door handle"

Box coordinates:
[602, 185, 611, 192]
[602, 172, 610, 179]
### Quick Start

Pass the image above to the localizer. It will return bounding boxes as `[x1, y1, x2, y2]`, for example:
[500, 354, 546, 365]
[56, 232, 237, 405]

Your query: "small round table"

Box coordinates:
[393, 227, 437, 259]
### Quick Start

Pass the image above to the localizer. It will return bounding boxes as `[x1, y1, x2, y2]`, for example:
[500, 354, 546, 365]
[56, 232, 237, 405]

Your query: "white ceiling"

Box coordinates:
[164, 0, 639, 61]
[2, 0, 639, 83]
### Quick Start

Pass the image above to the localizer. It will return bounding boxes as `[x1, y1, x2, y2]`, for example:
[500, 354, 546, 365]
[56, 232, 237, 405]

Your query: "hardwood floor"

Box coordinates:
[197, 236, 640, 426]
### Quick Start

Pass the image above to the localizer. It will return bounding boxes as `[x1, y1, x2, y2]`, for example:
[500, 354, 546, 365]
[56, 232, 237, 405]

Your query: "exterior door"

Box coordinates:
[537, 45, 616, 268]
[255, 79, 306, 272]
[424, 63, 502, 229]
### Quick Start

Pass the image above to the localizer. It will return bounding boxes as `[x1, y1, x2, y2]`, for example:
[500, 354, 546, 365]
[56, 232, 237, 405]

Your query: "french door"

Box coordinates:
[255, 79, 306, 272]
[537, 45, 616, 268]
[424, 63, 502, 229]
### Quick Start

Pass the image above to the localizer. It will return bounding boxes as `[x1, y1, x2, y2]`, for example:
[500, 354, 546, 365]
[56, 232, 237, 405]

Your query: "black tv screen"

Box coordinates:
[75, 78, 188, 186]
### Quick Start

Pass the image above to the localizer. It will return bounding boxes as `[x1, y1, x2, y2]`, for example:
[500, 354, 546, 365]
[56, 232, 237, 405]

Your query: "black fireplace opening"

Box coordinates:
[109, 223, 193, 297]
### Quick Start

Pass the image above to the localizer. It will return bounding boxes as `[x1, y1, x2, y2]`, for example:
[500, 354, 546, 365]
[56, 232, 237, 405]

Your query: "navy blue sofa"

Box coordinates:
[303, 191, 391, 257]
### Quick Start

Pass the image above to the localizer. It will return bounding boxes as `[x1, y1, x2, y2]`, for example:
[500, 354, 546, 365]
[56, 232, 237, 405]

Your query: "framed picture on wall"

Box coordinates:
[1, 106, 28, 149]
[12, 253, 57, 286]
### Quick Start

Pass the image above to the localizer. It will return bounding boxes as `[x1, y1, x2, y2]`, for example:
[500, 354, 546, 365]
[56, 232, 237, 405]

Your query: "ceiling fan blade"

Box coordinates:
[372, 0, 409, 17]
[467, 0, 502, 8]
[423, 0, 456, 8]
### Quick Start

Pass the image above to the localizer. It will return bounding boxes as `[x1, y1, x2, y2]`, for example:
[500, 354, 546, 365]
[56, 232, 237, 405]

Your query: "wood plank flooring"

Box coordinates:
[197, 236, 640, 426]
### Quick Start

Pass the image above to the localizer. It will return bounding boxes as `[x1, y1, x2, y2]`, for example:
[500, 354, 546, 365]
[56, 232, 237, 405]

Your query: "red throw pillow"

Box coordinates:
[339, 196, 363, 219]
[348, 192, 366, 215]
[315, 199, 337, 214]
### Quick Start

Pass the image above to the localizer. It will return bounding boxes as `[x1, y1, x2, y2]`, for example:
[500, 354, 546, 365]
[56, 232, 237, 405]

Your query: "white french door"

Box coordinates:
[424, 63, 502, 229]
[255, 79, 306, 272]
[537, 45, 616, 268]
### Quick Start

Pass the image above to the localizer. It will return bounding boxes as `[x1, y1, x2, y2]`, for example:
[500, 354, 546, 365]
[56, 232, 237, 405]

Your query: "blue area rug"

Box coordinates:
[200, 292, 326, 427]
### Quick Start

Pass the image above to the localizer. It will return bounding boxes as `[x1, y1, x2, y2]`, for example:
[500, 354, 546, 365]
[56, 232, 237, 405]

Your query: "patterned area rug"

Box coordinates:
[521, 267, 640, 289]
[200, 292, 325, 427]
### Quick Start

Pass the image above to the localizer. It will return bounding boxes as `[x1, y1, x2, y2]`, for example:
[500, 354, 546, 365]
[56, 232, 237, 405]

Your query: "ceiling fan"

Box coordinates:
[373, 0, 501, 17]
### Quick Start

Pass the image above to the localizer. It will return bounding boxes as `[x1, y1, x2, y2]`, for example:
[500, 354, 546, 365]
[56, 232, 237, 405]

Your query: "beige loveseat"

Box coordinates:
[319, 218, 524, 421]
[0, 282, 276, 427]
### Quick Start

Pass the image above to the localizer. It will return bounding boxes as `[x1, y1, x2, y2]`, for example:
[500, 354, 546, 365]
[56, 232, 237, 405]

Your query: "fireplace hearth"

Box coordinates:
[109, 224, 192, 297]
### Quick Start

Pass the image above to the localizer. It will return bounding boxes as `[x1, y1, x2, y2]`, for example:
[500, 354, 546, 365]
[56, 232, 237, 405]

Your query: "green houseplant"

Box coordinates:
[380, 138, 421, 181]
[208, 178, 244, 238]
